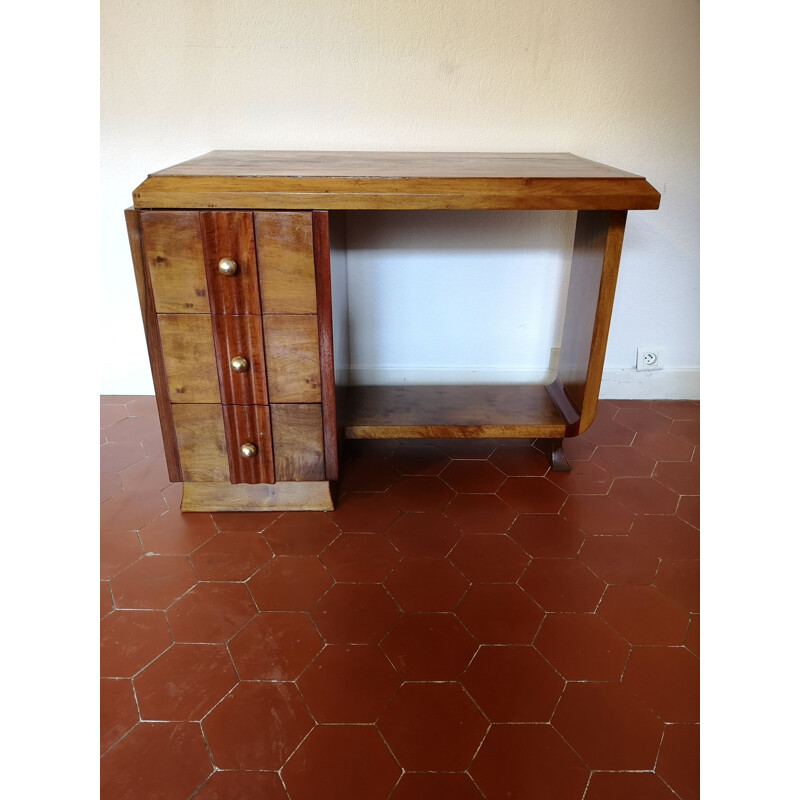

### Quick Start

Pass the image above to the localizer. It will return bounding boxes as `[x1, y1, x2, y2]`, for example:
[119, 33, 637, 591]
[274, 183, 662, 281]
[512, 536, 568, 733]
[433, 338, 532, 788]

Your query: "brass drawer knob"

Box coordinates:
[230, 356, 249, 373]
[218, 257, 238, 276]
[240, 442, 258, 458]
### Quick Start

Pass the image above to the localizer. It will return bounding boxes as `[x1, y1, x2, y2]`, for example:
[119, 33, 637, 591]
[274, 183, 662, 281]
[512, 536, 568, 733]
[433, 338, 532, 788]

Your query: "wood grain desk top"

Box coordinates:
[134, 151, 660, 211]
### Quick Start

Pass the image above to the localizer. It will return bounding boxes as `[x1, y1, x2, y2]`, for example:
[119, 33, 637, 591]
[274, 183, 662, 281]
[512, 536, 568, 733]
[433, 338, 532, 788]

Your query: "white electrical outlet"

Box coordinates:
[636, 347, 663, 371]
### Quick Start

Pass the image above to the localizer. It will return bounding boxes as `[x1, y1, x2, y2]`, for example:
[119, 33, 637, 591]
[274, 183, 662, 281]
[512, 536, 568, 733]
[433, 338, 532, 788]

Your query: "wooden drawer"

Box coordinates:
[131, 207, 337, 502]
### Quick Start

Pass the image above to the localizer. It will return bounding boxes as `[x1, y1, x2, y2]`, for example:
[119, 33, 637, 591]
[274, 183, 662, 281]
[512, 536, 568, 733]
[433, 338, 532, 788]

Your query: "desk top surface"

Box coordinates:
[134, 151, 660, 211]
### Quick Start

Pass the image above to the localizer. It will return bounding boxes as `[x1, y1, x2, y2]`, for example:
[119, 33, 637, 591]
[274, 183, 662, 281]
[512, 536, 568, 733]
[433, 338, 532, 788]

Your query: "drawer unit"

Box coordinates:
[126, 207, 337, 511]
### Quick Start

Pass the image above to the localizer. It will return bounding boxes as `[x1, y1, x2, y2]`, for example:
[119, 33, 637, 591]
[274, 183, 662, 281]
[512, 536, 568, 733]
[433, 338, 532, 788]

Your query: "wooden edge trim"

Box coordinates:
[180, 481, 333, 512]
[124, 208, 183, 482]
[545, 379, 581, 437]
[312, 210, 339, 480]
[343, 423, 568, 439]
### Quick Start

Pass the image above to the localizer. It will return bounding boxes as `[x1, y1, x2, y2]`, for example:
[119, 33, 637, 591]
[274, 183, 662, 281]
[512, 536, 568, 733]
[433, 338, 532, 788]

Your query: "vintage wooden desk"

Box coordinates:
[126, 151, 660, 511]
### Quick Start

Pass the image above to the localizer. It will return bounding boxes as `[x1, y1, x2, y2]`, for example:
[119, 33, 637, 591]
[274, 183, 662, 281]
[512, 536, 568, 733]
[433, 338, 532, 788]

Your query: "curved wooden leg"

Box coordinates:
[541, 438, 572, 472]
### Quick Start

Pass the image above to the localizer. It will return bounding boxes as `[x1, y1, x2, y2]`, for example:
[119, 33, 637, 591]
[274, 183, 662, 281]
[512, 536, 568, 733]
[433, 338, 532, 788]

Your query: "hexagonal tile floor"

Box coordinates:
[100, 396, 699, 800]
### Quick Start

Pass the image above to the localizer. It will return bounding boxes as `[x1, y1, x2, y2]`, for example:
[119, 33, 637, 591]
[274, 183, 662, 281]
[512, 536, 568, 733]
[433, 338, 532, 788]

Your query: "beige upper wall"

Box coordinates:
[101, 0, 699, 397]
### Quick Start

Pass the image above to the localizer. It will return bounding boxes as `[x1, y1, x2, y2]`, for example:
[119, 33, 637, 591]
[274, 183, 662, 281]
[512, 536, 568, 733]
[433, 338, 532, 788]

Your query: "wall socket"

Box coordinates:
[636, 347, 663, 371]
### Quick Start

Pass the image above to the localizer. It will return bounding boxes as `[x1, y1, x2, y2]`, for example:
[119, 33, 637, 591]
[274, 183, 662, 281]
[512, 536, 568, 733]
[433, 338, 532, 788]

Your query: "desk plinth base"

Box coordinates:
[180, 481, 334, 512]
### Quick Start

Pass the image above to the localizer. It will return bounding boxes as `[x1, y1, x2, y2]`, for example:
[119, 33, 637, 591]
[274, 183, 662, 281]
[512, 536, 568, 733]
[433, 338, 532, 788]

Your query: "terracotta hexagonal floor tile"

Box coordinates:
[297, 644, 401, 722]
[462, 645, 564, 721]
[189, 532, 272, 581]
[100, 678, 138, 755]
[685, 613, 700, 656]
[210, 511, 282, 532]
[101, 610, 172, 678]
[653, 458, 700, 495]
[656, 724, 700, 800]
[676, 495, 700, 529]
[497, 476, 568, 513]
[167, 582, 256, 643]
[534, 613, 630, 681]
[385, 512, 462, 556]
[381, 612, 477, 680]
[262, 512, 340, 556]
[281, 725, 401, 800]
[489, 444, 550, 476]
[101, 471, 123, 503]
[578, 535, 660, 585]
[650, 400, 699, 421]
[630, 514, 700, 560]
[552, 683, 663, 769]
[337, 453, 401, 493]
[327, 491, 401, 532]
[598, 586, 689, 645]
[623, 646, 700, 722]
[311, 583, 401, 644]
[456, 584, 544, 644]
[100, 721, 211, 800]
[101, 581, 114, 618]
[202, 682, 312, 770]
[449, 533, 530, 582]
[655, 559, 700, 611]
[581, 416, 636, 447]
[118, 456, 171, 492]
[437, 438, 498, 458]
[320, 533, 401, 582]
[508, 514, 585, 558]
[137, 509, 217, 555]
[100, 530, 144, 580]
[632, 431, 694, 463]
[110, 555, 196, 610]
[558, 435, 596, 461]
[228, 612, 323, 680]
[608, 477, 679, 515]
[584, 771, 677, 800]
[670, 418, 700, 445]
[192, 771, 288, 800]
[99, 441, 147, 475]
[560, 494, 635, 535]
[440, 460, 506, 493]
[161, 482, 183, 511]
[386, 475, 456, 512]
[390, 772, 483, 800]
[100, 489, 167, 532]
[134, 643, 237, 720]
[614, 406, 673, 434]
[387, 442, 451, 475]
[384, 557, 468, 611]
[470, 723, 589, 800]
[247, 556, 332, 611]
[378, 682, 488, 771]
[444, 494, 517, 533]
[101, 402, 129, 428]
[546, 460, 613, 495]
[591, 444, 656, 477]
[520, 558, 605, 612]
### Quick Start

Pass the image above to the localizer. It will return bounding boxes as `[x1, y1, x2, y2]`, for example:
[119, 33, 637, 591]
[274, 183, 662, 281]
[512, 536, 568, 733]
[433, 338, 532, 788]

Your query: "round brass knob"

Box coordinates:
[240, 442, 258, 458]
[230, 356, 249, 373]
[218, 257, 238, 276]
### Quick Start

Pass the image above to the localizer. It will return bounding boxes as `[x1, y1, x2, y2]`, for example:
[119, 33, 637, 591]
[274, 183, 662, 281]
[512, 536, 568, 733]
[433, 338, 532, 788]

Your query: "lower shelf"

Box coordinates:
[341, 384, 569, 439]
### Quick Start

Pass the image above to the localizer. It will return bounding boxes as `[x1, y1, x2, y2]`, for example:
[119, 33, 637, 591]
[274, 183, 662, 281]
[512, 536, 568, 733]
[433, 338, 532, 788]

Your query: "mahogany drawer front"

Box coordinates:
[158, 314, 221, 403]
[201, 211, 261, 315]
[271, 404, 325, 481]
[172, 404, 230, 482]
[222, 405, 275, 484]
[141, 210, 209, 313]
[212, 315, 269, 405]
[256, 211, 318, 314]
[263, 315, 322, 403]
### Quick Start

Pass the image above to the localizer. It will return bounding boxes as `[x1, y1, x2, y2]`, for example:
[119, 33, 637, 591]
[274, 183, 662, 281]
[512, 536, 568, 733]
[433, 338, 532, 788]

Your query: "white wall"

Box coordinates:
[101, 0, 699, 399]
